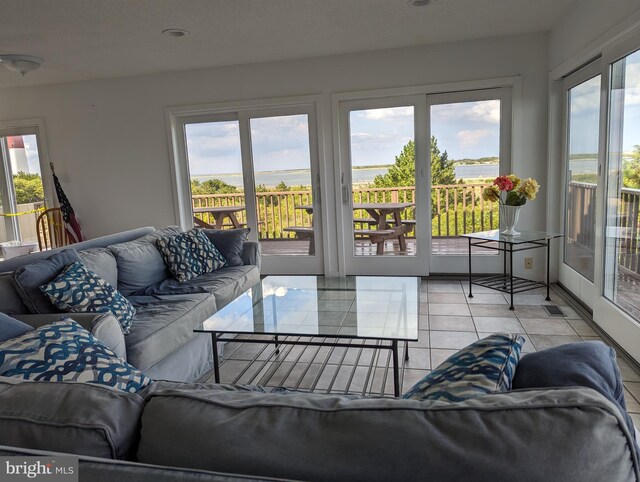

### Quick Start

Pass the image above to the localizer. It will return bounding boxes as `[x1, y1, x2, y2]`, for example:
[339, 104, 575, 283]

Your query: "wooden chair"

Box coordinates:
[36, 208, 69, 251]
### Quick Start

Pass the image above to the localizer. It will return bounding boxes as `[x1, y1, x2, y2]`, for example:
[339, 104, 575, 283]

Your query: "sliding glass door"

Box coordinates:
[558, 35, 640, 361]
[337, 89, 510, 275]
[179, 105, 323, 274]
[338, 96, 429, 275]
[560, 65, 601, 305]
[428, 89, 511, 273]
[598, 46, 640, 334]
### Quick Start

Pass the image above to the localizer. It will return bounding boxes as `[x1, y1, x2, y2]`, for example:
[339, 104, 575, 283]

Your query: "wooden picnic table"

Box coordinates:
[193, 205, 245, 230]
[353, 202, 414, 253]
[294, 202, 415, 255]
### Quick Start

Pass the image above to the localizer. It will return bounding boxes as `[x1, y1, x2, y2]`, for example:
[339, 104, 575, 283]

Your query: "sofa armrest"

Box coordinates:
[241, 241, 261, 269]
[13, 313, 127, 361]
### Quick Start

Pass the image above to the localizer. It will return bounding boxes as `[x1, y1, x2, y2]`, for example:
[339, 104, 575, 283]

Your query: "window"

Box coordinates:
[604, 48, 640, 320]
[564, 75, 601, 281]
[0, 132, 46, 246]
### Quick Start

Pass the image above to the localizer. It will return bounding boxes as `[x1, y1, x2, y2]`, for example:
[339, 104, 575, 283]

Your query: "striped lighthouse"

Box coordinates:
[7, 136, 29, 174]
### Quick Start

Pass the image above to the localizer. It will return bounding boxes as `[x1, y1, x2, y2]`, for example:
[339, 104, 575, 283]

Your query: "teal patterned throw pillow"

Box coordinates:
[40, 262, 136, 334]
[0, 319, 151, 393]
[403, 333, 525, 402]
[156, 229, 227, 283]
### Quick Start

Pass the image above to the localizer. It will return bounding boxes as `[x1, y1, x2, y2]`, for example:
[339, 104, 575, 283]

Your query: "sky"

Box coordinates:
[569, 49, 640, 158]
[186, 115, 312, 177]
[185, 101, 502, 177]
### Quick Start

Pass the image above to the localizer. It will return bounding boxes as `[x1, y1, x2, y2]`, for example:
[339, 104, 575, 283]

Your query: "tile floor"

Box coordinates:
[204, 279, 640, 422]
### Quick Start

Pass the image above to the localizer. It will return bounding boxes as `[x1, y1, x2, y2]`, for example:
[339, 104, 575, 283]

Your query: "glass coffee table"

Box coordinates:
[194, 276, 419, 397]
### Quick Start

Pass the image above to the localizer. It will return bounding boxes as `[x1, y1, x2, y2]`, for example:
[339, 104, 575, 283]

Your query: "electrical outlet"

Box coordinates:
[524, 257, 533, 269]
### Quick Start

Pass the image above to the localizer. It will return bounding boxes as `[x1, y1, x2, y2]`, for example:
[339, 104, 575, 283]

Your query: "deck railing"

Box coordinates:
[192, 183, 498, 239]
[619, 186, 640, 273]
[566, 181, 640, 273]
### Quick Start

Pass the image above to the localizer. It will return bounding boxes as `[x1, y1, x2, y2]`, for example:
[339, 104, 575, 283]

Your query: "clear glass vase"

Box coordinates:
[500, 205, 522, 236]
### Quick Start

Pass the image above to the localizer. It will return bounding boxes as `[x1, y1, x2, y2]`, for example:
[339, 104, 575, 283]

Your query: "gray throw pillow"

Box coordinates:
[108, 226, 182, 295]
[12, 249, 82, 314]
[78, 248, 118, 287]
[0, 313, 33, 343]
[513, 341, 636, 440]
[0, 272, 28, 315]
[202, 228, 250, 267]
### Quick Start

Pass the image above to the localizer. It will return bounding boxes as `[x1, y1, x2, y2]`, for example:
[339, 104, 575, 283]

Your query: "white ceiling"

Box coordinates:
[0, 0, 577, 89]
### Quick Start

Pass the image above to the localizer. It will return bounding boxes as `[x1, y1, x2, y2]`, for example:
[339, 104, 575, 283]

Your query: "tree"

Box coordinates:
[372, 137, 457, 216]
[190, 178, 238, 195]
[275, 181, 289, 192]
[372, 136, 456, 188]
[623, 145, 640, 189]
[13, 172, 44, 204]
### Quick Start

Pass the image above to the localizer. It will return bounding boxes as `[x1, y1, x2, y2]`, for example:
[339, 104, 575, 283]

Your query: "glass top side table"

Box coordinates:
[460, 229, 564, 310]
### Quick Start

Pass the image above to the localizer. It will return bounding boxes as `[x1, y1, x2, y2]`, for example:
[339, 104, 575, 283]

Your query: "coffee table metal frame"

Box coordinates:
[200, 331, 412, 397]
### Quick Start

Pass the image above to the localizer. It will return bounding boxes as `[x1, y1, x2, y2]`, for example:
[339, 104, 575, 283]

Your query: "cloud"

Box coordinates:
[456, 129, 493, 147]
[433, 100, 500, 125]
[357, 106, 413, 120]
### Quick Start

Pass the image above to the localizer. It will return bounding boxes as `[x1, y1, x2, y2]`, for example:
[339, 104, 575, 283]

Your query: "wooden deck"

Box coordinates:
[259, 237, 496, 256]
[616, 268, 640, 321]
[259, 237, 640, 321]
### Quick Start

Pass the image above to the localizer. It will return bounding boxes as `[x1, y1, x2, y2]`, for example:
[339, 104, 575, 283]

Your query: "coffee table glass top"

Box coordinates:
[195, 276, 419, 341]
[461, 229, 564, 244]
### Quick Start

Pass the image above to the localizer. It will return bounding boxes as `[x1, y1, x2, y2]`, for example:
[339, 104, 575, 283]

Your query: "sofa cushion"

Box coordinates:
[12, 249, 82, 314]
[0, 376, 144, 459]
[40, 262, 136, 334]
[137, 386, 639, 482]
[109, 226, 182, 296]
[513, 340, 636, 439]
[403, 333, 524, 402]
[0, 272, 29, 315]
[125, 294, 217, 372]
[78, 247, 118, 288]
[201, 228, 250, 267]
[156, 229, 226, 283]
[0, 227, 156, 274]
[0, 313, 33, 342]
[133, 266, 259, 309]
[0, 319, 151, 393]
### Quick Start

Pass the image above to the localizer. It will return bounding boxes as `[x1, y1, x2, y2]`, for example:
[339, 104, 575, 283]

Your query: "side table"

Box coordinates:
[461, 230, 564, 310]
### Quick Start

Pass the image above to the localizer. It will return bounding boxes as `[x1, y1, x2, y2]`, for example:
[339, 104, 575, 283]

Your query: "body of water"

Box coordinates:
[193, 163, 500, 188]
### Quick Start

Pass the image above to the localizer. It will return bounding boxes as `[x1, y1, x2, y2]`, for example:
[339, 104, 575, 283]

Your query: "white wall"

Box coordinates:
[549, 0, 640, 73]
[0, 33, 549, 275]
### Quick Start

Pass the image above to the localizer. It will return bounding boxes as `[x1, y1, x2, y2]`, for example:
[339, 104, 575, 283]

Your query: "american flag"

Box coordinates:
[51, 164, 84, 244]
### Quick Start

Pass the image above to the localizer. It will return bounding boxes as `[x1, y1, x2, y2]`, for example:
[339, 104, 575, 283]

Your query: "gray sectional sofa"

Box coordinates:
[0, 226, 261, 382]
[0, 375, 637, 482]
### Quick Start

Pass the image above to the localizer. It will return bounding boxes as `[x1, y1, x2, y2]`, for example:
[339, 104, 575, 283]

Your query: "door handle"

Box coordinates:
[341, 172, 350, 205]
[314, 174, 321, 204]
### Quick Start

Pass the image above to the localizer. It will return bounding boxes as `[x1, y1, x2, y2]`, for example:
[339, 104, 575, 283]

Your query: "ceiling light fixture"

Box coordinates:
[407, 0, 431, 5]
[0, 54, 44, 76]
[162, 28, 190, 38]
